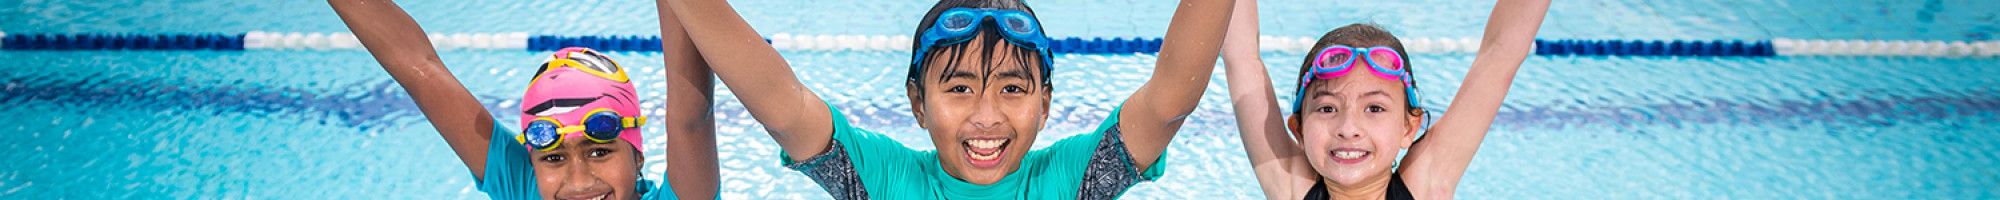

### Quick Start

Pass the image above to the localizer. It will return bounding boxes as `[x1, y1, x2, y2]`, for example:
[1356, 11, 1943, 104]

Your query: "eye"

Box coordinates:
[1316, 106, 1335, 113]
[1366, 105, 1387, 113]
[1001, 85, 1025, 94]
[538, 154, 567, 163]
[588, 148, 614, 158]
[947, 85, 972, 93]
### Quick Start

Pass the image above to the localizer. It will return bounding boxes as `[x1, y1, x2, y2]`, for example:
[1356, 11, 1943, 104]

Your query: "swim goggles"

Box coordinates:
[517, 108, 647, 152]
[531, 47, 629, 85]
[908, 7, 1054, 85]
[1292, 45, 1419, 112]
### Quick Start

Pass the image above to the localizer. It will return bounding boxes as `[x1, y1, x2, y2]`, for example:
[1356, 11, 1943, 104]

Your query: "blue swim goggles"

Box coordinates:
[908, 8, 1055, 85]
[518, 108, 645, 152]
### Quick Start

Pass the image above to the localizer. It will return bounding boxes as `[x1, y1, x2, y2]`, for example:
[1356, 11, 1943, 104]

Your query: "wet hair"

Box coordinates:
[907, 0, 1052, 96]
[1295, 23, 1421, 116]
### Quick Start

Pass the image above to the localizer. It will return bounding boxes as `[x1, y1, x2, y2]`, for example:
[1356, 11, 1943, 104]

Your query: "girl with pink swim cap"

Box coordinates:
[331, 0, 718, 199]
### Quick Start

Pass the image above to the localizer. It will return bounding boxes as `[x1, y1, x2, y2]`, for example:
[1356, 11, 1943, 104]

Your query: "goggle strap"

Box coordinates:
[625, 116, 646, 128]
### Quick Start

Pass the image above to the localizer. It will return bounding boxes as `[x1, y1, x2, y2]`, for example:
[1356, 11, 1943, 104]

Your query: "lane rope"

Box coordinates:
[2, 31, 1994, 57]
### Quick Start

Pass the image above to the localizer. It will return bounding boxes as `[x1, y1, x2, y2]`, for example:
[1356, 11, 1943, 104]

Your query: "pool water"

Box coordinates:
[4, 0, 1998, 199]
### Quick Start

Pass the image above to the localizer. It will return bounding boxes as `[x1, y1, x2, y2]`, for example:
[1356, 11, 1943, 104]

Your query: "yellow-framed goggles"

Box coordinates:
[516, 108, 646, 152]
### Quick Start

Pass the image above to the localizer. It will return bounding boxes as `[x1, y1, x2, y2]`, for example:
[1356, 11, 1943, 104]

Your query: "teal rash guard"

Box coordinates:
[477, 122, 682, 200]
[781, 103, 1166, 199]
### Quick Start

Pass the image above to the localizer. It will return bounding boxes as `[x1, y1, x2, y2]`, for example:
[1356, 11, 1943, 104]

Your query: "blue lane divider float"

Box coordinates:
[1, 33, 245, 51]
[1050, 37, 1163, 54]
[2, 32, 1995, 57]
[1534, 39, 1776, 57]
[528, 35, 663, 52]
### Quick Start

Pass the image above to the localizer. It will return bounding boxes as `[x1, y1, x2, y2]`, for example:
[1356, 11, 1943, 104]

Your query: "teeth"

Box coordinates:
[966, 138, 1008, 161]
[1334, 151, 1366, 159]
[967, 139, 1006, 149]
[969, 149, 1000, 160]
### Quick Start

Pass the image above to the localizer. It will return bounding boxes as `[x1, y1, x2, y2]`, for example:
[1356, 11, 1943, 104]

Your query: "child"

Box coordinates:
[1218, 0, 1549, 199]
[658, 0, 1231, 198]
[330, 0, 718, 199]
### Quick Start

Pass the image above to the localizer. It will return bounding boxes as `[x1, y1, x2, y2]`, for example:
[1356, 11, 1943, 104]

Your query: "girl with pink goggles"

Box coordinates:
[1292, 45, 1419, 112]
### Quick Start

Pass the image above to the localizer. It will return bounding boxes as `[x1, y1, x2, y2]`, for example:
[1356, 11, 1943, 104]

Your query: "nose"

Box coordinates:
[1335, 113, 1363, 140]
[557, 161, 613, 198]
[969, 98, 1004, 131]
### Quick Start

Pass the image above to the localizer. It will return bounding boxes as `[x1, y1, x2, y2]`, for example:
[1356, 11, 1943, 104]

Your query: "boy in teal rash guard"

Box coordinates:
[661, 0, 1232, 199]
[331, 0, 720, 199]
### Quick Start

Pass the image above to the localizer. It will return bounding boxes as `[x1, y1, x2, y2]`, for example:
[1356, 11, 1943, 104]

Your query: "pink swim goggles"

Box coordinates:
[1292, 45, 1419, 111]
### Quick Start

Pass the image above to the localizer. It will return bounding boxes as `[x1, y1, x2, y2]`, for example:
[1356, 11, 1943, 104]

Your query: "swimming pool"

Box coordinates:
[3, 0, 1997, 199]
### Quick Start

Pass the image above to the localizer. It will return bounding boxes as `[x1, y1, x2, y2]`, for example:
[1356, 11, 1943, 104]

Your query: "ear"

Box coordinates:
[906, 81, 929, 129]
[1400, 108, 1424, 148]
[621, 139, 644, 176]
[631, 148, 645, 174]
[1287, 114, 1305, 142]
[1037, 85, 1052, 126]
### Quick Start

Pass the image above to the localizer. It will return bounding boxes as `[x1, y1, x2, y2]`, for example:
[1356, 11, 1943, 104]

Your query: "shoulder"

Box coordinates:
[477, 120, 542, 198]
[639, 179, 679, 200]
[1393, 169, 1450, 199]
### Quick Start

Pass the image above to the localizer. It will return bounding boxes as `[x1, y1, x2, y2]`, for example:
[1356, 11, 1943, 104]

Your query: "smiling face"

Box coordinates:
[518, 48, 646, 200]
[1288, 23, 1427, 188]
[906, 33, 1052, 184]
[1294, 74, 1422, 186]
[528, 138, 641, 200]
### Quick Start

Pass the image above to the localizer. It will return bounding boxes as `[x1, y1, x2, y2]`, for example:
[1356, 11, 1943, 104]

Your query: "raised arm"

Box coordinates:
[657, 1, 719, 198]
[1397, 0, 1550, 197]
[1118, 0, 1234, 172]
[662, 0, 834, 161]
[1218, 0, 1317, 199]
[329, 0, 498, 179]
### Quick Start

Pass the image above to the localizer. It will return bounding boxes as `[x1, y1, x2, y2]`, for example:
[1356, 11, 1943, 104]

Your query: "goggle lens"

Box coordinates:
[523, 120, 561, 149]
[1318, 48, 1354, 69]
[1368, 47, 1404, 72]
[583, 112, 624, 141]
[1001, 15, 1035, 34]
[941, 12, 977, 31]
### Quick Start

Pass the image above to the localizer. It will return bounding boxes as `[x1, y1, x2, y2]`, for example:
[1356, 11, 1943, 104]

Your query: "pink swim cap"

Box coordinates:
[518, 47, 645, 154]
